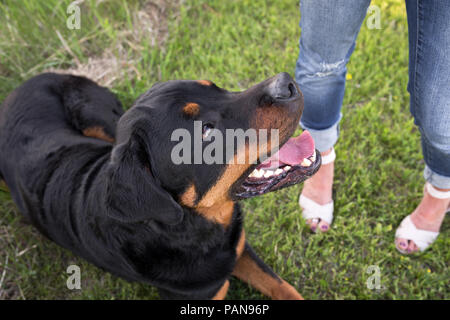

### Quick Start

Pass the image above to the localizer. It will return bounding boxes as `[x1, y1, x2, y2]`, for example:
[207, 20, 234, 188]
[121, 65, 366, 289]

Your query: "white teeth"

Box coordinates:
[264, 170, 274, 178]
[301, 158, 312, 167]
[254, 169, 264, 178]
[249, 169, 263, 178]
[284, 166, 291, 171]
[250, 167, 285, 179]
[310, 150, 316, 163]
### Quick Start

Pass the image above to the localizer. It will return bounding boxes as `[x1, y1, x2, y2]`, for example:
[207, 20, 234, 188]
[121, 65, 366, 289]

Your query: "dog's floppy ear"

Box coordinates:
[105, 127, 183, 225]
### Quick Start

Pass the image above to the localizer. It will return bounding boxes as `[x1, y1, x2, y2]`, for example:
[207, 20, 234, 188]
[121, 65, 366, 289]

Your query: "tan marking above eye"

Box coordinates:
[182, 102, 200, 116]
[197, 80, 213, 86]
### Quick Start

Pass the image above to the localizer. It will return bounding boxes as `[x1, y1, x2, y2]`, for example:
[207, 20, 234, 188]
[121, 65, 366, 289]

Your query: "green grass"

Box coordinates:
[0, 0, 448, 300]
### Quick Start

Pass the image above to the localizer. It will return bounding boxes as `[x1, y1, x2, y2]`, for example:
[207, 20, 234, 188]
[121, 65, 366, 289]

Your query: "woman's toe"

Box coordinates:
[306, 218, 319, 232]
[407, 241, 419, 253]
[396, 238, 409, 252]
[318, 220, 330, 232]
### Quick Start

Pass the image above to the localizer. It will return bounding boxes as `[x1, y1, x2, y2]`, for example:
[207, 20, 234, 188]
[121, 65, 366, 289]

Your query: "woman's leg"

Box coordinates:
[295, 0, 371, 231]
[396, 0, 450, 253]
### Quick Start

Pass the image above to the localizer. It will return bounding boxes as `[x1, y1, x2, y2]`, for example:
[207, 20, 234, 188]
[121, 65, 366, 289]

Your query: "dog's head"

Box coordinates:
[106, 73, 320, 225]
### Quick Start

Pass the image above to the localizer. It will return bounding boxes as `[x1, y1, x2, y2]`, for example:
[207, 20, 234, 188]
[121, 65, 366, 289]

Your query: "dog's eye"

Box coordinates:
[202, 123, 214, 139]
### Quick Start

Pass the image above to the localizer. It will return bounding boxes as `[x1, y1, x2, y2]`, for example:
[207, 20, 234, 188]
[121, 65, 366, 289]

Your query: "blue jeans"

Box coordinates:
[295, 0, 450, 189]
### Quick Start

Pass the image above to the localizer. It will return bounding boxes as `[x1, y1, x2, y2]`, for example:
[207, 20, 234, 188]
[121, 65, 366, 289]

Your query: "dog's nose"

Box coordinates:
[267, 72, 299, 100]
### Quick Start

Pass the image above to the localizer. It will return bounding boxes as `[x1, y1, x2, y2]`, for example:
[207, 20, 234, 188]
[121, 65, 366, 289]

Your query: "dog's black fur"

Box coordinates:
[0, 73, 303, 299]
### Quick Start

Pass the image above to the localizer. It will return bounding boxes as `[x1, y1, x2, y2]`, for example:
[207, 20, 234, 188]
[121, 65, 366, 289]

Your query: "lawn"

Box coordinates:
[0, 0, 448, 300]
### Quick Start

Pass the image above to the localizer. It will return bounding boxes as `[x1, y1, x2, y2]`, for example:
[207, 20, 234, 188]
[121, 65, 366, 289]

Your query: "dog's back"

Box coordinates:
[0, 73, 121, 242]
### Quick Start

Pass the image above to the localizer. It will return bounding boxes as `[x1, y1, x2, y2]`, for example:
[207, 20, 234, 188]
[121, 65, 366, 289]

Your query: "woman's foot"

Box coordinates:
[300, 148, 334, 232]
[395, 184, 449, 253]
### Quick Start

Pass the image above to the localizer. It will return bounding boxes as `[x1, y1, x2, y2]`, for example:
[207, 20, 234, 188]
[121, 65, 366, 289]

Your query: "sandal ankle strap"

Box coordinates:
[321, 148, 336, 165]
[426, 182, 450, 200]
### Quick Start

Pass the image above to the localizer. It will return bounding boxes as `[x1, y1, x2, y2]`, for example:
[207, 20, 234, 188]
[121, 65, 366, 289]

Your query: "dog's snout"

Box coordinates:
[267, 72, 299, 100]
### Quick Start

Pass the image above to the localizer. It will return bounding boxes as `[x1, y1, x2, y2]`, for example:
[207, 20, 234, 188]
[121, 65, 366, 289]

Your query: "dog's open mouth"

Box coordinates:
[234, 131, 321, 199]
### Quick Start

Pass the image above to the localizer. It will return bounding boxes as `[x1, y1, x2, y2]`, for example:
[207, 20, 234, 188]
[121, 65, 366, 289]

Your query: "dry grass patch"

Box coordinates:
[48, 0, 182, 86]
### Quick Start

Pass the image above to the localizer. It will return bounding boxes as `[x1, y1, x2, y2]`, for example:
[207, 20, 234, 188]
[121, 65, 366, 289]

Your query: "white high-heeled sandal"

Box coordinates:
[299, 148, 336, 231]
[395, 182, 450, 253]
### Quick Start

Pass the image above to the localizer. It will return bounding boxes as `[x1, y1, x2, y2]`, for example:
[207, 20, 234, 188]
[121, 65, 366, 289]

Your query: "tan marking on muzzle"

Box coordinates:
[253, 105, 298, 142]
[198, 146, 256, 208]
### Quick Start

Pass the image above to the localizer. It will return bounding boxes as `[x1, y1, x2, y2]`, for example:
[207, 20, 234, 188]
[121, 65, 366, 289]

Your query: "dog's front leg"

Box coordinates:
[232, 243, 303, 300]
[211, 280, 230, 300]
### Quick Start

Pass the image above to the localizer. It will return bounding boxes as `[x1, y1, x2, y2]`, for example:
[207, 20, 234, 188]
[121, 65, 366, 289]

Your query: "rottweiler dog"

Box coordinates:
[0, 72, 320, 299]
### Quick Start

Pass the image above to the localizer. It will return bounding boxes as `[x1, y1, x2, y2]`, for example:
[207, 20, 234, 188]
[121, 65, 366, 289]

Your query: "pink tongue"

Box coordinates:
[259, 131, 315, 169]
